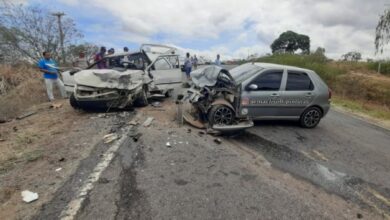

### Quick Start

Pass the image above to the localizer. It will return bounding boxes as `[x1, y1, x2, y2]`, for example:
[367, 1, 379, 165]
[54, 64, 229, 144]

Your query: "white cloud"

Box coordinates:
[33, 0, 390, 60]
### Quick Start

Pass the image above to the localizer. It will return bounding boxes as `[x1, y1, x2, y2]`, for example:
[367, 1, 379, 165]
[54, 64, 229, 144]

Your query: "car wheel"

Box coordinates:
[300, 106, 322, 128]
[134, 88, 149, 107]
[69, 93, 80, 109]
[208, 104, 234, 126]
[165, 89, 173, 98]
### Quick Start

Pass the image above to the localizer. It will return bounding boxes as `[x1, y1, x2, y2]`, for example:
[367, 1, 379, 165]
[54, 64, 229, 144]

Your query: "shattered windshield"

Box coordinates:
[230, 63, 263, 83]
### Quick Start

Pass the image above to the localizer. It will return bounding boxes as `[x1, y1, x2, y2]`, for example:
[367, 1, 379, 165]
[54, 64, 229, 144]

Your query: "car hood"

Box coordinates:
[191, 66, 235, 87]
[74, 69, 146, 90]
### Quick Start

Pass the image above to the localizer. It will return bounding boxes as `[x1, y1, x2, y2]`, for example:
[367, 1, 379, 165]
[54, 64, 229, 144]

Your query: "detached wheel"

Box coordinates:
[208, 104, 234, 126]
[300, 107, 322, 128]
[69, 93, 80, 109]
[134, 87, 149, 107]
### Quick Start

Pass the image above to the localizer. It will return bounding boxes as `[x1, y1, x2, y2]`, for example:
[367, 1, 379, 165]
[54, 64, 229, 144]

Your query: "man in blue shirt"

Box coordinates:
[184, 52, 192, 80]
[38, 51, 66, 101]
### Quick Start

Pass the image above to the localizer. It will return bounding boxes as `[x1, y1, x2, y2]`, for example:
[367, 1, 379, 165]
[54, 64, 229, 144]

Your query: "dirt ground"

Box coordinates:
[0, 99, 129, 220]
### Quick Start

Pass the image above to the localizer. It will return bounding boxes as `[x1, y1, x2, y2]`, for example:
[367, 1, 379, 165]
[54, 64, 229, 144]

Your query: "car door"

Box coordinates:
[148, 55, 183, 85]
[279, 70, 316, 117]
[241, 69, 285, 118]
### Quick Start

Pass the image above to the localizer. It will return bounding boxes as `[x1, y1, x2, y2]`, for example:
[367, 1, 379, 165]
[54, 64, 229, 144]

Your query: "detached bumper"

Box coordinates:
[212, 120, 254, 132]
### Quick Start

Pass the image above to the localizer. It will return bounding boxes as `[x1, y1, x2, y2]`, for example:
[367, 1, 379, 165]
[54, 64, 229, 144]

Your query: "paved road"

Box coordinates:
[247, 109, 390, 188]
[31, 84, 390, 219]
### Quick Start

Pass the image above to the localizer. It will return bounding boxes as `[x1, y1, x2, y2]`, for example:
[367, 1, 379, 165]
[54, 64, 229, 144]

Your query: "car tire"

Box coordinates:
[208, 104, 234, 126]
[134, 88, 148, 107]
[69, 93, 80, 109]
[300, 106, 322, 128]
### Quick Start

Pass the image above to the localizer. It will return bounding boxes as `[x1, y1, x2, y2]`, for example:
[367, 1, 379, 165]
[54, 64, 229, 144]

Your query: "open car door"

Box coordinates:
[148, 54, 184, 85]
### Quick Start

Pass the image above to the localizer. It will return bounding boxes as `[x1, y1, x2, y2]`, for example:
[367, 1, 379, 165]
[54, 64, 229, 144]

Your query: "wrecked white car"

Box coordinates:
[70, 67, 150, 110]
[63, 44, 185, 110]
[178, 66, 254, 132]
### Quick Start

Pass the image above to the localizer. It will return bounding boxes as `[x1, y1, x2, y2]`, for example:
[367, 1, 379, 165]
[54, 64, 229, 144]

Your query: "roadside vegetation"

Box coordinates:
[0, 64, 47, 119]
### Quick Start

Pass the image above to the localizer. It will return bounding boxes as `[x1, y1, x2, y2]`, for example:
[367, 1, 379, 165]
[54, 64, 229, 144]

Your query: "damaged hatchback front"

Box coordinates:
[178, 66, 254, 132]
[70, 68, 150, 110]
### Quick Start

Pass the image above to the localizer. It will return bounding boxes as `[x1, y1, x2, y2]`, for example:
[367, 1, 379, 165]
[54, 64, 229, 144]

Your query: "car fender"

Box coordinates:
[210, 99, 235, 112]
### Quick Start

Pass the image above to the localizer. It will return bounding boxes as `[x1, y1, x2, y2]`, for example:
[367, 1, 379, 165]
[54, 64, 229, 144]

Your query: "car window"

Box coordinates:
[167, 56, 179, 68]
[127, 54, 146, 69]
[250, 71, 283, 91]
[286, 71, 314, 91]
[154, 57, 172, 70]
[230, 63, 263, 83]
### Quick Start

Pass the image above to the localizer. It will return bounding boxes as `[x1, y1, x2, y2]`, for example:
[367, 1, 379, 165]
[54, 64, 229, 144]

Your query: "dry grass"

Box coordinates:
[0, 64, 48, 119]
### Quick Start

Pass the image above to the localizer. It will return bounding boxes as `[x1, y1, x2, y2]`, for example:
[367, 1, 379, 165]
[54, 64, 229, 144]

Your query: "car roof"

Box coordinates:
[105, 52, 137, 58]
[253, 62, 313, 73]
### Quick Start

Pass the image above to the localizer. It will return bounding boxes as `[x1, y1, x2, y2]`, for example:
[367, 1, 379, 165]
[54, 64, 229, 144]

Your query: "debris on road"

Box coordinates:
[166, 142, 172, 148]
[143, 117, 154, 127]
[0, 138, 5, 142]
[128, 119, 139, 126]
[103, 133, 118, 144]
[21, 190, 39, 203]
[98, 178, 110, 184]
[187, 128, 191, 133]
[214, 138, 222, 144]
[151, 101, 162, 108]
[198, 131, 205, 136]
[130, 133, 142, 142]
[16, 111, 37, 120]
[55, 168, 62, 172]
[58, 157, 66, 162]
[50, 103, 63, 109]
[312, 150, 329, 161]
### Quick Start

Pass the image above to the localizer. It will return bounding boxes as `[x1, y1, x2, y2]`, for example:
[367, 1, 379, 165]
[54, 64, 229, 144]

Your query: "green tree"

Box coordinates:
[0, 1, 83, 64]
[375, 9, 390, 53]
[270, 31, 310, 54]
[341, 51, 362, 62]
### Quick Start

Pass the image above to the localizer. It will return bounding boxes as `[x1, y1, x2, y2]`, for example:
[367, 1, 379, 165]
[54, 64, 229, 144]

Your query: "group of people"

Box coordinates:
[183, 53, 221, 79]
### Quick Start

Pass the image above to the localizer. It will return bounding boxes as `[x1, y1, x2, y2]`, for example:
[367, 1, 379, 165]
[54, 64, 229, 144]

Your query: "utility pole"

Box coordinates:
[52, 12, 66, 64]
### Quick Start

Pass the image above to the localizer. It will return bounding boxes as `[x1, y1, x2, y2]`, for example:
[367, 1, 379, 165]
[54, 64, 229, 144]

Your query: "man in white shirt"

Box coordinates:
[214, 54, 221, 66]
[73, 51, 89, 69]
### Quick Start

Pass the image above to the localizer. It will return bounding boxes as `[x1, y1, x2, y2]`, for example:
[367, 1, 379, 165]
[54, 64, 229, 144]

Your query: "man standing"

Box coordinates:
[193, 54, 198, 70]
[94, 46, 107, 69]
[73, 51, 89, 69]
[214, 54, 221, 66]
[184, 52, 192, 80]
[38, 51, 67, 101]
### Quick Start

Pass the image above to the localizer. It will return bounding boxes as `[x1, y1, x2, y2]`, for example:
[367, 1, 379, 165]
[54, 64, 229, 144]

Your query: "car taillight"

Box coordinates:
[241, 97, 249, 106]
[328, 89, 332, 100]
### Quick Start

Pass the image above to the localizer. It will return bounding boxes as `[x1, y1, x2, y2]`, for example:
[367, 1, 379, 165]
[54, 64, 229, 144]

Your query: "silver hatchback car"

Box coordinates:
[232, 63, 331, 128]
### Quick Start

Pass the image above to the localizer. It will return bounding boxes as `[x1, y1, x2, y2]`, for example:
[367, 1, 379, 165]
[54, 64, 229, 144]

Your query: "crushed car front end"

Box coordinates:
[178, 66, 253, 132]
[71, 69, 149, 110]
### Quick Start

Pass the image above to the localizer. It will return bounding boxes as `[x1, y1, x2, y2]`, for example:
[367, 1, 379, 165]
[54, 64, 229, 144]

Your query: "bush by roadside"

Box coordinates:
[0, 64, 48, 120]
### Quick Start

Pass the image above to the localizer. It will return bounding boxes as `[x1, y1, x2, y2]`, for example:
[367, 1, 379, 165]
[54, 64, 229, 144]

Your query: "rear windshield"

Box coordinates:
[230, 63, 263, 83]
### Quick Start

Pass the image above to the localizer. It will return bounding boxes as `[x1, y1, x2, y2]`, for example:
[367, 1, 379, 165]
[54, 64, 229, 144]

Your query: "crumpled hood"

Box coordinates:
[74, 69, 146, 89]
[191, 66, 234, 87]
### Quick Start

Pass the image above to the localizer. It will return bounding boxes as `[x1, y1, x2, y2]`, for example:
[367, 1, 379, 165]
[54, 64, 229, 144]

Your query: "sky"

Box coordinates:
[12, 0, 390, 60]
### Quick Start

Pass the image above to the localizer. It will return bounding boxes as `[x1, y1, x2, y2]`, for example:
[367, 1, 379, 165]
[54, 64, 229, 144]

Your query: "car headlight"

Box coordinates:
[241, 108, 248, 115]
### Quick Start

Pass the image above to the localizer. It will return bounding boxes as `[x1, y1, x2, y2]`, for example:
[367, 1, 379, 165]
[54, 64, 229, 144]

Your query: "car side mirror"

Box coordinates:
[248, 84, 258, 91]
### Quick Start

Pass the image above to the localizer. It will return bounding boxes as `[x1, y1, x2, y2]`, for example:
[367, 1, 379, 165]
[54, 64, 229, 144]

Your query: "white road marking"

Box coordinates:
[60, 128, 130, 220]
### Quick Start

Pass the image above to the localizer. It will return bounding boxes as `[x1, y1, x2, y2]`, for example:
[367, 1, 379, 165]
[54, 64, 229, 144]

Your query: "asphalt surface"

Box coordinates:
[31, 72, 390, 219]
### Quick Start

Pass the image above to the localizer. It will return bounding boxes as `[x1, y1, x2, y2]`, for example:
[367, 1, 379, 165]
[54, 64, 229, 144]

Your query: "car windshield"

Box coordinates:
[89, 55, 144, 70]
[230, 63, 263, 83]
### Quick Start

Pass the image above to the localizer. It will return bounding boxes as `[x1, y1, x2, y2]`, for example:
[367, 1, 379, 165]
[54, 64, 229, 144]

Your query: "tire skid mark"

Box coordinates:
[231, 131, 390, 219]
